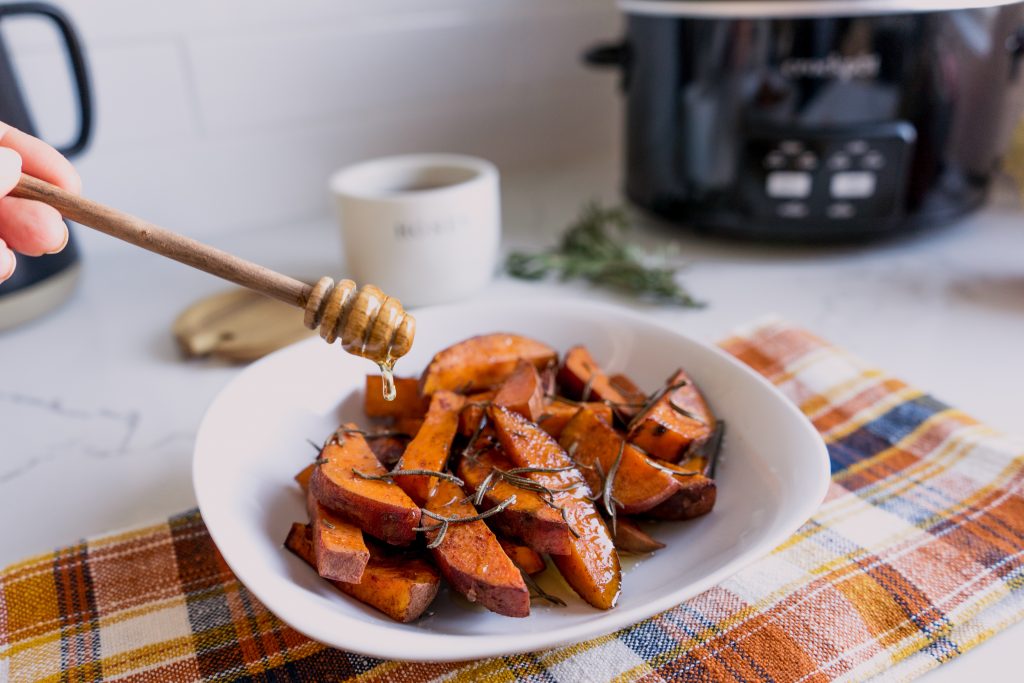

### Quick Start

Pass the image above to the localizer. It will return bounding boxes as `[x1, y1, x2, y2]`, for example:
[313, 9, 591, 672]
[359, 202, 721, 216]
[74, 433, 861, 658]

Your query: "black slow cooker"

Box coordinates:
[588, 0, 1024, 240]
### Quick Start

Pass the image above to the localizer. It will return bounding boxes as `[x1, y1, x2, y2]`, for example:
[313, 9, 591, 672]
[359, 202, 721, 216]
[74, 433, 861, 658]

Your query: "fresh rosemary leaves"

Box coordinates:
[506, 203, 703, 307]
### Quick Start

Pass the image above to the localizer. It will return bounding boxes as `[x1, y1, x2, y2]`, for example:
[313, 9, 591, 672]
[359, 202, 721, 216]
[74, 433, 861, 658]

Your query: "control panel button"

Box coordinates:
[764, 151, 786, 169]
[846, 140, 869, 155]
[830, 171, 876, 199]
[766, 171, 812, 199]
[776, 201, 809, 219]
[780, 140, 804, 155]
[827, 202, 856, 219]
[827, 153, 851, 171]
[796, 151, 818, 170]
[862, 151, 885, 169]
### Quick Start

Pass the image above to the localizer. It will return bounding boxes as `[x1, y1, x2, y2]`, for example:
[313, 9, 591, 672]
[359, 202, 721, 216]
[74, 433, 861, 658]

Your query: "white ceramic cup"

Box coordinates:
[328, 154, 500, 307]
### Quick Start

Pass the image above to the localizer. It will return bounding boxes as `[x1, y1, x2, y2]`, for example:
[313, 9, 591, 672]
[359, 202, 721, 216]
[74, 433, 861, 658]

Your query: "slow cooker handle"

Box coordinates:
[583, 41, 629, 91]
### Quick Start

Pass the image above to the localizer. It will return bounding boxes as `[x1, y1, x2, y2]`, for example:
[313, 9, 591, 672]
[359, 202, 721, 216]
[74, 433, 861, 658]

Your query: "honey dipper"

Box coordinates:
[11, 174, 415, 390]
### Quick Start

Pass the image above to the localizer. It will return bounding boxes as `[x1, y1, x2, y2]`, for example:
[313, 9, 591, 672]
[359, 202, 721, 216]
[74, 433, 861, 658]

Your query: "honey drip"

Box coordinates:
[378, 359, 397, 402]
[302, 276, 415, 401]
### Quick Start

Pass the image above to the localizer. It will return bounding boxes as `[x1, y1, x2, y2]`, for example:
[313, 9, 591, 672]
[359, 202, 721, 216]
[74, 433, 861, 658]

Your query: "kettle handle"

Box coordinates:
[0, 2, 92, 158]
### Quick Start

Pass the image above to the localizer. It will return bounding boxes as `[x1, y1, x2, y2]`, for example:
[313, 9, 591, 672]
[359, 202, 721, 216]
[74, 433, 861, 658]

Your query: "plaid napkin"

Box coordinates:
[3, 319, 1024, 682]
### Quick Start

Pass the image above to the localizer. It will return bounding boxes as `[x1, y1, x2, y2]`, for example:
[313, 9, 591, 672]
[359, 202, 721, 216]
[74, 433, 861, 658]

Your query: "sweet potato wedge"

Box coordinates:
[364, 375, 428, 419]
[366, 435, 408, 467]
[394, 416, 425, 439]
[295, 463, 316, 493]
[492, 360, 546, 422]
[537, 401, 612, 440]
[557, 346, 644, 424]
[498, 538, 546, 575]
[627, 368, 716, 463]
[488, 405, 621, 610]
[420, 333, 557, 395]
[612, 518, 665, 553]
[309, 426, 421, 544]
[393, 391, 465, 505]
[284, 523, 439, 623]
[457, 390, 495, 437]
[307, 489, 370, 583]
[640, 457, 717, 521]
[559, 407, 681, 514]
[423, 478, 531, 618]
[457, 447, 573, 556]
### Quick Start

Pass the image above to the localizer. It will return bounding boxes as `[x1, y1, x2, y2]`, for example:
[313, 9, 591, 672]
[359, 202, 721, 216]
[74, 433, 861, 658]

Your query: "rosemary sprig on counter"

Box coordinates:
[506, 203, 703, 307]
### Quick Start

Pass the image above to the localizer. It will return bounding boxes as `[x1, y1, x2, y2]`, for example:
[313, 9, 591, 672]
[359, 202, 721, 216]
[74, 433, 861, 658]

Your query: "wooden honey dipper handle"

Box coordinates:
[11, 173, 414, 360]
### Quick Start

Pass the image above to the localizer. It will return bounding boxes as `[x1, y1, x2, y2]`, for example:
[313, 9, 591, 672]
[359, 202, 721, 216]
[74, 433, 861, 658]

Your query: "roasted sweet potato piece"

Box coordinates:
[492, 360, 546, 422]
[394, 416, 425, 439]
[609, 373, 647, 413]
[364, 375, 428, 419]
[559, 407, 680, 514]
[627, 368, 716, 463]
[420, 333, 557, 395]
[307, 489, 369, 583]
[612, 518, 665, 553]
[641, 457, 717, 521]
[488, 405, 621, 610]
[310, 426, 421, 544]
[498, 537, 546, 575]
[537, 401, 613, 440]
[457, 390, 495, 437]
[557, 346, 644, 424]
[295, 463, 316, 492]
[366, 435, 408, 467]
[284, 523, 440, 623]
[423, 478, 531, 618]
[457, 447, 573, 556]
[393, 391, 465, 505]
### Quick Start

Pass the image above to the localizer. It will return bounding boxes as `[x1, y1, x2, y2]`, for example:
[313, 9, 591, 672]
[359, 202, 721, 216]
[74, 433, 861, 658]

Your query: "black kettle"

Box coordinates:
[0, 1, 91, 330]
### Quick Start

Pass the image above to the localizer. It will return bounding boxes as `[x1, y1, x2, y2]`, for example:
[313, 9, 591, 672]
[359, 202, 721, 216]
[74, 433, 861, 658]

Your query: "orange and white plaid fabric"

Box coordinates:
[3, 319, 1024, 682]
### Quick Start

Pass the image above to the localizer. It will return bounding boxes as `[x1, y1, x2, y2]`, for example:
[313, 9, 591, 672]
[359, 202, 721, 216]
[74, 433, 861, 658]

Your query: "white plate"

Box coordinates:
[193, 300, 829, 662]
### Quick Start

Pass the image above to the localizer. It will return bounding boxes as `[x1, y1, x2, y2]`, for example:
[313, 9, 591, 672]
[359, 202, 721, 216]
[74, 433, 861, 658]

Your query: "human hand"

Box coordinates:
[0, 121, 81, 283]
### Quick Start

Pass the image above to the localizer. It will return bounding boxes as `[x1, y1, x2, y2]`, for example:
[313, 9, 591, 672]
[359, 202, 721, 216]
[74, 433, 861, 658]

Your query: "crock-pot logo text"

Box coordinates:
[780, 53, 880, 81]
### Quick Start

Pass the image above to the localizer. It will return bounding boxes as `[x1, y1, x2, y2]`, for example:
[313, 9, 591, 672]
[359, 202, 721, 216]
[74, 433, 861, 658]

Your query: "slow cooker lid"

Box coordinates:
[619, 0, 1023, 18]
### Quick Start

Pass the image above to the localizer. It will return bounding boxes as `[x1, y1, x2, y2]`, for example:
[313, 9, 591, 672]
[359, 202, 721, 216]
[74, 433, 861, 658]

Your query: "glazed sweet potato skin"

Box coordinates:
[627, 368, 716, 463]
[488, 405, 621, 610]
[612, 518, 665, 553]
[284, 523, 439, 623]
[457, 447, 573, 556]
[559, 407, 680, 514]
[307, 491, 369, 583]
[423, 478, 531, 618]
[492, 360, 546, 422]
[421, 333, 557, 395]
[393, 391, 465, 505]
[641, 457, 717, 521]
[309, 426, 421, 545]
[537, 401, 613, 440]
[364, 375, 428, 419]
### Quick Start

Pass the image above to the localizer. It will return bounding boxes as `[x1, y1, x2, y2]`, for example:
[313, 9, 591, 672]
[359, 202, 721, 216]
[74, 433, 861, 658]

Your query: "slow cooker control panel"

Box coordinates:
[741, 123, 916, 228]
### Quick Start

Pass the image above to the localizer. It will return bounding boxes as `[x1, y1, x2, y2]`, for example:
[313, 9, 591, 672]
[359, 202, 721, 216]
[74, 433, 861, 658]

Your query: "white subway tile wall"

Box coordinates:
[1, 0, 621, 242]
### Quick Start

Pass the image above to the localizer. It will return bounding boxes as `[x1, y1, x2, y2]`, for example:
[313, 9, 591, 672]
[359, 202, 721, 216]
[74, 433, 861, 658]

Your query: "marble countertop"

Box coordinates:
[2, 156, 1023, 679]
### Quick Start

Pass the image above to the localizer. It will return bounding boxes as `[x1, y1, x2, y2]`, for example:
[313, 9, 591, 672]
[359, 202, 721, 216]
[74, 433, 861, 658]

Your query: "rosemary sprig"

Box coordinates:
[469, 462, 583, 538]
[416, 496, 517, 549]
[306, 438, 322, 454]
[602, 441, 626, 536]
[667, 400, 703, 423]
[626, 380, 689, 431]
[314, 457, 329, 466]
[352, 468, 464, 486]
[700, 420, 726, 479]
[520, 569, 566, 607]
[506, 203, 703, 307]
